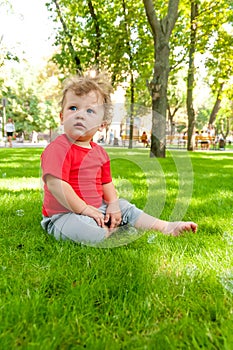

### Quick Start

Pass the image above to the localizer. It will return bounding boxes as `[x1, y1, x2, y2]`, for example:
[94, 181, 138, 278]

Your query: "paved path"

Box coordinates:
[0, 141, 47, 148]
[1, 141, 232, 152]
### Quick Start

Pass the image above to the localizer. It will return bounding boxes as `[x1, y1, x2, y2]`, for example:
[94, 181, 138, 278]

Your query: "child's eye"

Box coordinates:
[87, 108, 95, 114]
[69, 106, 77, 111]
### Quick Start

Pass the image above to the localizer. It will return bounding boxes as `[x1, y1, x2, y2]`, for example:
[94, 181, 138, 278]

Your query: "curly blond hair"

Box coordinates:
[61, 71, 113, 125]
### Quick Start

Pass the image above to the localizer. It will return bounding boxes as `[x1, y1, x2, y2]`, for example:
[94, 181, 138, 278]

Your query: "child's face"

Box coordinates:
[60, 90, 105, 142]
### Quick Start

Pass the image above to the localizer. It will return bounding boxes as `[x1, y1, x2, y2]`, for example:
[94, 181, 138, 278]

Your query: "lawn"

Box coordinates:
[0, 147, 233, 349]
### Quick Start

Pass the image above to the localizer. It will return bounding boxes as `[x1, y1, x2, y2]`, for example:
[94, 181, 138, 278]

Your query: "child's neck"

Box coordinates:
[66, 134, 92, 148]
[75, 140, 92, 149]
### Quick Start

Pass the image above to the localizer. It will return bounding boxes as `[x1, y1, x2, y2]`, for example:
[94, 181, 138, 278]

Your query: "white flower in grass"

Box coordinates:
[16, 209, 24, 216]
[223, 231, 233, 245]
[219, 271, 233, 294]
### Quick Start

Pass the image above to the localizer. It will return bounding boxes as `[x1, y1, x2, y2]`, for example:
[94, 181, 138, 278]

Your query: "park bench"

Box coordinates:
[166, 134, 216, 149]
[195, 135, 216, 150]
[183, 135, 217, 149]
[166, 135, 186, 148]
[121, 134, 141, 147]
[166, 135, 175, 143]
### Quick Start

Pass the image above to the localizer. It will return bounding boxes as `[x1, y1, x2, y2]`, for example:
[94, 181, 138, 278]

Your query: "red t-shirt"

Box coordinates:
[41, 134, 112, 217]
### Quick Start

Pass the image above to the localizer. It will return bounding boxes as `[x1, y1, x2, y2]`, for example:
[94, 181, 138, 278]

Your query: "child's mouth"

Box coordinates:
[74, 122, 85, 129]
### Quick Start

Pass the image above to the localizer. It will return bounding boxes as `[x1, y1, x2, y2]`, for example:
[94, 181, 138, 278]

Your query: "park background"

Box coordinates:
[0, 0, 233, 153]
[0, 0, 233, 349]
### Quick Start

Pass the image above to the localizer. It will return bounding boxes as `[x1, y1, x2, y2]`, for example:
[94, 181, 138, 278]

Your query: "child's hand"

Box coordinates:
[105, 202, 122, 230]
[81, 205, 105, 227]
[104, 211, 122, 230]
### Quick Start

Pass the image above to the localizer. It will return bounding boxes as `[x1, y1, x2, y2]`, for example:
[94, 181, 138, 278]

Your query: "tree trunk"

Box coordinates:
[143, 0, 179, 158]
[167, 102, 179, 135]
[87, 0, 101, 69]
[122, 0, 135, 149]
[208, 83, 224, 126]
[186, 0, 198, 151]
[150, 44, 170, 158]
[128, 73, 135, 149]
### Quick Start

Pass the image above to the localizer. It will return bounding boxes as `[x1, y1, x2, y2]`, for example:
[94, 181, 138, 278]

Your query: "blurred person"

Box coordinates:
[32, 130, 38, 143]
[141, 131, 149, 147]
[109, 129, 114, 145]
[5, 118, 15, 147]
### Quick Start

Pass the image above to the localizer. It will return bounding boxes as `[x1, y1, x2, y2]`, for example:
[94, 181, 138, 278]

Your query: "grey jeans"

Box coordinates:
[41, 199, 142, 244]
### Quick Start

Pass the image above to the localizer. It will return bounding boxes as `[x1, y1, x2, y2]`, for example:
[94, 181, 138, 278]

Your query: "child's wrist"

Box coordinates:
[107, 201, 120, 214]
[80, 204, 88, 214]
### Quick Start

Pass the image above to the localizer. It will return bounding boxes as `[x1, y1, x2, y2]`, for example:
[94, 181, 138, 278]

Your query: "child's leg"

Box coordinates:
[134, 212, 197, 236]
[117, 199, 197, 236]
[41, 213, 108, 243]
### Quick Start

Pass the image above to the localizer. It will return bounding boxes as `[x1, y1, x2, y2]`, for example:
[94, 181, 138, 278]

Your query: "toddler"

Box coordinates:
[41, 72, 197, 244]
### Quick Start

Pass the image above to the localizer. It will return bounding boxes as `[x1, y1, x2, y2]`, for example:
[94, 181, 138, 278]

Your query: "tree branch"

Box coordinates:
[87, 0, 101, 68]
[52, 0, 82, 72]
[142, 0, 160, 40]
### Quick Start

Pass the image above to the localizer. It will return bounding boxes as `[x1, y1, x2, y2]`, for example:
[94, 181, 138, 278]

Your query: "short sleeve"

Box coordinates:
[41, 137, 71, 182]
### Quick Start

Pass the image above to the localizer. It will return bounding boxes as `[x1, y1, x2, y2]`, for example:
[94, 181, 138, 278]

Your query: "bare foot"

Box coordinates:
[104, 225, 119, 238]
[162, 221, 197, 236]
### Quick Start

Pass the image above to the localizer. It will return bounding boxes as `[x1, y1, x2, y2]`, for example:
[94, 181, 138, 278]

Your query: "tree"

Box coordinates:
[186, 0, 198, 151]
[47, 0, 82, 73]
[46, 0, 154, 148]
[118, 0, 153, 148]
[142, 0, 180, 158]
[1, 60, 61, 136]
[184, 0, 233, 148]
[206, 26, 233, 126]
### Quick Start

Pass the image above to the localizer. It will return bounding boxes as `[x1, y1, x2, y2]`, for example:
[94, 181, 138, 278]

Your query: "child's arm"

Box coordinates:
[102, 182, 122, 230]
[45, 174, 105, 227]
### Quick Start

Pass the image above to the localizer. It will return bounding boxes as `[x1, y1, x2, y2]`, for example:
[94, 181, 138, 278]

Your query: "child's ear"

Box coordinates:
[60, 112, 63, 124]
[98, 122, 107, 131]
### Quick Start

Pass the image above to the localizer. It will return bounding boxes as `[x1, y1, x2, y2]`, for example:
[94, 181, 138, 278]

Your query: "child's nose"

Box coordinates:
[75, 109, 85, 118]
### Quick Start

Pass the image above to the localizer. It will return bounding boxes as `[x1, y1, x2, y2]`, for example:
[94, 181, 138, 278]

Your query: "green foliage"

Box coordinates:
[1, 63, 61, 136]
[1, 0, 233, 147]
[196, 106, 212, 130]
[195, 0, 233, 102]
[46, 0, 153, 87]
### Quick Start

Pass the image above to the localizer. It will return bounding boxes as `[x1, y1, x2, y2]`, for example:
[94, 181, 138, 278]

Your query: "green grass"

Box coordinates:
[0, 147, 233, 349]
